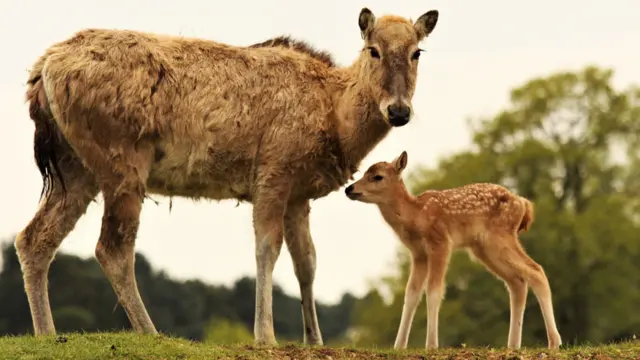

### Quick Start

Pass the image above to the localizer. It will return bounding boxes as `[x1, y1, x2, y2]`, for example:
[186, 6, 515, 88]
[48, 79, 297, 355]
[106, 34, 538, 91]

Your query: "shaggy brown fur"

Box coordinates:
[16, 8, 439, 345]
[248, 35, 336, 67]
[345, 152, 562, 350]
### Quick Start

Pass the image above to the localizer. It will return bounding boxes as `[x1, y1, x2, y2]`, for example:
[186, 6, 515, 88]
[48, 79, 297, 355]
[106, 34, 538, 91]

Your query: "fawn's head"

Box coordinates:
[356, 8, 439, 127]
[345, 151, 409, 204]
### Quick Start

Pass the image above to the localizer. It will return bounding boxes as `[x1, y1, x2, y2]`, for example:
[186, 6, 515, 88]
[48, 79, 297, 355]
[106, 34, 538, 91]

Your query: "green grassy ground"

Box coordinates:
[0, 332, 638, 360]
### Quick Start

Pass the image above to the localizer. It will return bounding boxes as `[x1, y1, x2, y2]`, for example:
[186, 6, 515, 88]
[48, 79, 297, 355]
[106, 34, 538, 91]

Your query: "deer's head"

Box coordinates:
[357, 8, 439, 127]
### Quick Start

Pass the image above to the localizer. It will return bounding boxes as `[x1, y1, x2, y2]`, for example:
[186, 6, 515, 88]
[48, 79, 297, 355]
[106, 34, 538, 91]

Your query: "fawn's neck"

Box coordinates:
[376, 184, 423, 231]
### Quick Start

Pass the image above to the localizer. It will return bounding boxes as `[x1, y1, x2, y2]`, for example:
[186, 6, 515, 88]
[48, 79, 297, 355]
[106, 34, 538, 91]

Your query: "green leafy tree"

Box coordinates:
[351, 66, 640, 347]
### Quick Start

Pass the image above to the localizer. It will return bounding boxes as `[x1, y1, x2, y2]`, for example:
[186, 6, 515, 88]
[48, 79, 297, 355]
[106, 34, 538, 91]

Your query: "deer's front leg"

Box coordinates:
[394, 253, 428, 349]
[252, 185, 288, 346]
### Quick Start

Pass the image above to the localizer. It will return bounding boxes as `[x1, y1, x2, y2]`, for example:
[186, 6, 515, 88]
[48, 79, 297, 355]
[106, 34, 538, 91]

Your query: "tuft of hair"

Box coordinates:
[518, 197, 535, 233]
[248, 35, 336, 67]
[376, 15, 413, 26]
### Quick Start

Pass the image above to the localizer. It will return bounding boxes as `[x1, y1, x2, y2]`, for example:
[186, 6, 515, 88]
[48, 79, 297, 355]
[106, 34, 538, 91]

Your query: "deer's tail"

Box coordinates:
[25, 64, 67, 200]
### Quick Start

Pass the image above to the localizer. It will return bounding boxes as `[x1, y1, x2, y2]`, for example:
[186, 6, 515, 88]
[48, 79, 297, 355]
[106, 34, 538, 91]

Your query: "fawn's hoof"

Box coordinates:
[548, 333, 562, 349]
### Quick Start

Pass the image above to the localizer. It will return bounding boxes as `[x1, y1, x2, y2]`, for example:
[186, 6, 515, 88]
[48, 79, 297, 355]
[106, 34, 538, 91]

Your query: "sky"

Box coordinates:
[0, 0, 639, 305]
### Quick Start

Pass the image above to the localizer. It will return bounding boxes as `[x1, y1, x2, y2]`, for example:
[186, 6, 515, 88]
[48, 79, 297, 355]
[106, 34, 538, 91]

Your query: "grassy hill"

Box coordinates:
[1, 332, 638, 359]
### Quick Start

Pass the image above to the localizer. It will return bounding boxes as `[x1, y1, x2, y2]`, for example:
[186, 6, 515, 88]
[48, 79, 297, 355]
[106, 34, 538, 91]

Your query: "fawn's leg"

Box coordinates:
[252, 182, 290, 346]
[472, 234, 561, 349]
[425, 241, 452, 349]
[506, 279, 528, 349]
[469, 243, 528, 349]
[284, 200, 323, 345]
[514, 246, 562, 349]
[394, 253, 428, 349]
[15, 155, 98, 335]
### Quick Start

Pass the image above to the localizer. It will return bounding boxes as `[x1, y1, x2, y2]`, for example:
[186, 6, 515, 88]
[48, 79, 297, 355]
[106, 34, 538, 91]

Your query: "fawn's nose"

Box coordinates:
[345, 185, 354, 195]
[387, 104, 411, 127]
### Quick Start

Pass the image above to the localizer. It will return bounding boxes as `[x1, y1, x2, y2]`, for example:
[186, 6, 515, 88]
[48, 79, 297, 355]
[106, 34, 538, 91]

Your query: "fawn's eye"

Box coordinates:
[368, 47, 380, 59]
[412, 49, 423, 61]
[372, 175, 384, 181]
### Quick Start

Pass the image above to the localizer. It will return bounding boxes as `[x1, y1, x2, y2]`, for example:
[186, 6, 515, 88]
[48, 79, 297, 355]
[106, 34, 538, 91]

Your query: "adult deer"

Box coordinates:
[17, 8, 439, 345]
[344, 152, 562, 350]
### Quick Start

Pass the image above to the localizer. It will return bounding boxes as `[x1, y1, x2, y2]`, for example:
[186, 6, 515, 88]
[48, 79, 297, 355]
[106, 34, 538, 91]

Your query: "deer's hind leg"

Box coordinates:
[15, 153, 98, 335]
[94, 148, 156, 333]
[59, 122, 157, 333]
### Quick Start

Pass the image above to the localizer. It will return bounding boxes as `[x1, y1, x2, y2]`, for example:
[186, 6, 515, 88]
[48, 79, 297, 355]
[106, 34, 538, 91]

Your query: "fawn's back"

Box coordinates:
[417, 183, 530, 248]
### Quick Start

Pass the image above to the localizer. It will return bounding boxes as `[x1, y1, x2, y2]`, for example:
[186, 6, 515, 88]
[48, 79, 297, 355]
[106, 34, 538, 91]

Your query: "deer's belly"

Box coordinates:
[146, 142, 253, 201]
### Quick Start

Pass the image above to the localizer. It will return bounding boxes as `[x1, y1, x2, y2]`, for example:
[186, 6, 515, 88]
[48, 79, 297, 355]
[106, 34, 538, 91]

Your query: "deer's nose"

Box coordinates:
[387, 104, 411, 127]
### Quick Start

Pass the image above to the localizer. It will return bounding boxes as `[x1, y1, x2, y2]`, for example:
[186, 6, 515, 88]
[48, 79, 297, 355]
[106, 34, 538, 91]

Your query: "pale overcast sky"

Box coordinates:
[0, 0, 638, 304]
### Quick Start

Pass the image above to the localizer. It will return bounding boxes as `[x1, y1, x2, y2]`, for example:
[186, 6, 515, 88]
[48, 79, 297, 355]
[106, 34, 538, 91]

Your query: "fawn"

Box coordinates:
[344, 151, 562, 350]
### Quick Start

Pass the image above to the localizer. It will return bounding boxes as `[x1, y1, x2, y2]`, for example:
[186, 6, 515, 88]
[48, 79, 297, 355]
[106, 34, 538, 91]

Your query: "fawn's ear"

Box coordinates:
[359, 7, 376, 40]
[393, 151, 408, 173]
[414, 10, 439, 41]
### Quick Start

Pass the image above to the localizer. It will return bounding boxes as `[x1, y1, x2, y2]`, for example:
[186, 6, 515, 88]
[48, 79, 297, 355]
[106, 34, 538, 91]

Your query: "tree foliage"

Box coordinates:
[203, 317, 253, 345]
[351, 66, 640, 347]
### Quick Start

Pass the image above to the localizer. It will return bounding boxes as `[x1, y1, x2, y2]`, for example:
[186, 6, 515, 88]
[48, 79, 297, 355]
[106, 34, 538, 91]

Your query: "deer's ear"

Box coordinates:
[393, 151, 408, 173]
[359, 7, 376, 39]
[414, 10, 439, 40]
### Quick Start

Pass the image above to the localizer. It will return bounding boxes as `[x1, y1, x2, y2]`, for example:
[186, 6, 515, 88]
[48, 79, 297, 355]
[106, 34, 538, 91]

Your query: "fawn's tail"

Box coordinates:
[517, 197, 535, 233]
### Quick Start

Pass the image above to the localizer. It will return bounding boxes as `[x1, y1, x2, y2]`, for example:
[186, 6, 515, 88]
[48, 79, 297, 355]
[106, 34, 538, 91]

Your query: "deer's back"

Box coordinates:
[33, 28, 347, 201]
[38, 28, 335, 137]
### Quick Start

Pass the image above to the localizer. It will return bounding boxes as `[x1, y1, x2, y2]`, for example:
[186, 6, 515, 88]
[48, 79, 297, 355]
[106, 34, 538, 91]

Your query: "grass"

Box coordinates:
[0, 332, 638, 360]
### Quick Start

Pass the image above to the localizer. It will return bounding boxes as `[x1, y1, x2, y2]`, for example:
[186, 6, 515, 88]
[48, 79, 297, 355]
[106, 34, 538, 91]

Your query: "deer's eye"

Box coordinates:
[412, 49, 423, 61]
[368, 47, 380, 59]
[372, 175, 384, 181]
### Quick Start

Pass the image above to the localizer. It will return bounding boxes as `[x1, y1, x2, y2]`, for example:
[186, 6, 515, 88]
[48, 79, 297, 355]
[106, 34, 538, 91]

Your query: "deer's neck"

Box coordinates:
[331, 63, 391, 171]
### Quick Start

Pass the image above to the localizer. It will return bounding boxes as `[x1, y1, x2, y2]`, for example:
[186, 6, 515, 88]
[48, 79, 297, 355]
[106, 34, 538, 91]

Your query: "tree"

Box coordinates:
[351, 66, 640, 347]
